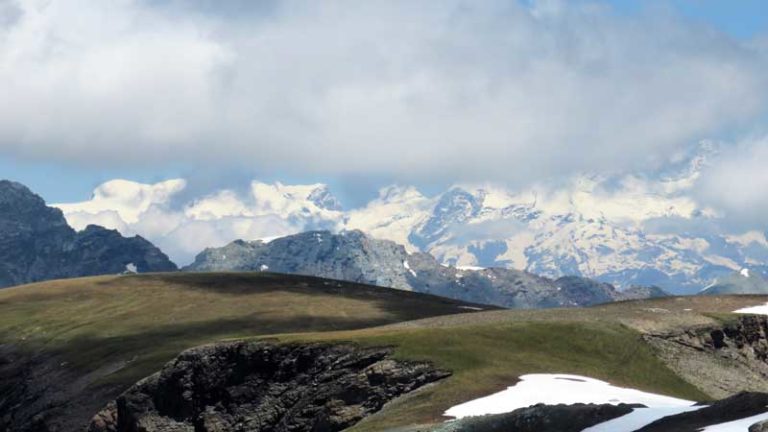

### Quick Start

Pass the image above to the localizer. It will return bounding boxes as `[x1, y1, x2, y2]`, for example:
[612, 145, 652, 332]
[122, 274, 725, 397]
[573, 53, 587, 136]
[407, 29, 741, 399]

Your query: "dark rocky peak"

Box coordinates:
[0, 180, 71, 230]
[0, 179, 176, 288]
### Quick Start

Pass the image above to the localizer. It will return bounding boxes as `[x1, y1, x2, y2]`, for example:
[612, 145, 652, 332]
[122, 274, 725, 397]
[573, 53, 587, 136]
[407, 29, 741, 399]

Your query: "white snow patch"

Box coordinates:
[741, 268, 751, 278]
[584, 406, 702, 432]
[403, 260, 417, 277]
[699, 411, 768, 431]
[458, 306, 484, 311]
[124, 263, 138, 274]
[734, 302, 768, 315]
[443, 374, 694, 419]
[457, 265, 485, 271]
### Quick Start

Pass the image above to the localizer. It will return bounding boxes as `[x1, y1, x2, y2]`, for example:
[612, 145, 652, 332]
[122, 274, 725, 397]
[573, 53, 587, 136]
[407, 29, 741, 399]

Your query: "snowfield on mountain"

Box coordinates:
[54, 143, 768, 295]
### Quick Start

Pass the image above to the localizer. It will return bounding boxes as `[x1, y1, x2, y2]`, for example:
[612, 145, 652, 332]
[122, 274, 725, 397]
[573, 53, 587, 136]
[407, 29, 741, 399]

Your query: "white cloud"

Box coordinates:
[53, 178, 343, 264]
[1, 0, 766, 185]
[695, 136, 768, 229]
[54, 178, 186, 224]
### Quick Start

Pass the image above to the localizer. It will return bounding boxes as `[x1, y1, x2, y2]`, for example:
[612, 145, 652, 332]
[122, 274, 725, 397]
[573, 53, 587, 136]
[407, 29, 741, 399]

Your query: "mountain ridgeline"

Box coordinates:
[0, 180, 176, 288]
[185, 230, 664, 308]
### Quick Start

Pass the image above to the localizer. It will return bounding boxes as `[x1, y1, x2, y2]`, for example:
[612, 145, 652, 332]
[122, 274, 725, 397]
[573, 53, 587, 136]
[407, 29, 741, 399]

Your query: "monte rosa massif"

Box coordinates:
[52, 143, 768, 295]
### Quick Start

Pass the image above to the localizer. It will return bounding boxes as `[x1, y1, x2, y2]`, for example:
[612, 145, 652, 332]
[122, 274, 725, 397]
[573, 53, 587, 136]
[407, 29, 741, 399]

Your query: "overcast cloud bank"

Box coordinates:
[1, 0, 766, 186]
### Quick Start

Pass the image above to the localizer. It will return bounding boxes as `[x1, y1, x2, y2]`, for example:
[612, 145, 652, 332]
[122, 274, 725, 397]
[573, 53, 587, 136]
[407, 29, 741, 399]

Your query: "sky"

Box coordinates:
[0, 0, 767, 210]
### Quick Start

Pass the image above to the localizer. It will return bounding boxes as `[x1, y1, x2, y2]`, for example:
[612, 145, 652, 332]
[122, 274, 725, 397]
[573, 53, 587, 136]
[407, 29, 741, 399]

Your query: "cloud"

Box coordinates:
[695, 136, 768, 229]
[0, 0, 766, 185]
[53, 178, 343, 264]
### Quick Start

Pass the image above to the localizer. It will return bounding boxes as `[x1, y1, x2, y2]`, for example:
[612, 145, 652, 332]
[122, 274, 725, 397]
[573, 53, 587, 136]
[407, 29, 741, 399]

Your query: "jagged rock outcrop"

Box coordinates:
[186, 230, 415, 291]
[0, 180, 176, 288]
[89, 341, 449, 432]
[434, 403, 637, 432]
[644, 315, 768, 398]
[185, 230, 659, 309]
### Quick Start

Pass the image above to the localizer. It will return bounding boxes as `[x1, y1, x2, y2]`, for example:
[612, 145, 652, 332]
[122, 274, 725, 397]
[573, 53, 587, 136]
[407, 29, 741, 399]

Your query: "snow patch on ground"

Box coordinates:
[584, 406, 701, 432]
[734, 303, 768, 315]
[443, 374, 694, 419]
[698, 411, 768, 431]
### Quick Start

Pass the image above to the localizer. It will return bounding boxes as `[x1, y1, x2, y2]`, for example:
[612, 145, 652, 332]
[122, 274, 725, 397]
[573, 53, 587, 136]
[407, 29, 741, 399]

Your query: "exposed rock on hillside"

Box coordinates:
[644, 315, 768, 398]
[185, 230, 658, 309]
[0, 180, 176, 288]
[89, 341, 449, 432]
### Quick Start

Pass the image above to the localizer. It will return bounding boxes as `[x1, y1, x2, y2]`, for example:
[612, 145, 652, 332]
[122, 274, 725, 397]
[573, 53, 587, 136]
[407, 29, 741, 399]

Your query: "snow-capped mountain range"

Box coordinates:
[53, 143, 768, 294]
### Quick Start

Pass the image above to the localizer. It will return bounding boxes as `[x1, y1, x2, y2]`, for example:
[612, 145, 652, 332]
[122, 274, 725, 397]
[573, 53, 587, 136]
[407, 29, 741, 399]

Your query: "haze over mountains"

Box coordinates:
[54, 143, 768, 294]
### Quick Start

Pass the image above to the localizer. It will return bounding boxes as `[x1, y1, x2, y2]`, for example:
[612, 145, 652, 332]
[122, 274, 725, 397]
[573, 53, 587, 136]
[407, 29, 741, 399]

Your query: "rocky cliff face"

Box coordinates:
[0, 180, 176, 288]
[88, 341, 449, 432]
[185, 230, 651, 309]
[644, 315, 768, 399]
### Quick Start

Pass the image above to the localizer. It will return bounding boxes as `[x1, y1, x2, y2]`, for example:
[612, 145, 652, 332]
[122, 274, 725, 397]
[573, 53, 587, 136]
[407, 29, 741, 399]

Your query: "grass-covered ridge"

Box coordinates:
[0, 272, 490, 385]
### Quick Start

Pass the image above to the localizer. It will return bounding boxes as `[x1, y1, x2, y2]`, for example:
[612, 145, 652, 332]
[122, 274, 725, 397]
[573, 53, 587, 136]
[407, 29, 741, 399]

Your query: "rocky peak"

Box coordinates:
[307, 185, 342, 211]
[0, 179, 177, 288]
[410, 187, 483, 249]
[185, 230, 641, 309]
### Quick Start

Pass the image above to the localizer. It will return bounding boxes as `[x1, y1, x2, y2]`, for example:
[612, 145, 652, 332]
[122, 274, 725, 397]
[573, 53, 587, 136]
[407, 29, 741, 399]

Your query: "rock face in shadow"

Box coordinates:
[89, 341, 450, 432]
[0, 180, 176, 288]
[434, 403, 637, 432]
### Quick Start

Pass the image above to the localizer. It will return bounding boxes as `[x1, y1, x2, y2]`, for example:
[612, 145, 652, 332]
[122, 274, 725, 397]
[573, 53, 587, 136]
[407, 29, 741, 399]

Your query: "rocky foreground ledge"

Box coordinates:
[88, 341, 449, 432]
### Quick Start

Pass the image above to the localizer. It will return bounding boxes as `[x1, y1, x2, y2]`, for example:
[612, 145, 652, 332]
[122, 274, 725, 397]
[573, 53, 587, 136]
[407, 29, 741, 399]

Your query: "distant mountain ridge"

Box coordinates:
[0, 180, 176, 288]
[54, 143, 768, 295]
[185, 230, 663, 309]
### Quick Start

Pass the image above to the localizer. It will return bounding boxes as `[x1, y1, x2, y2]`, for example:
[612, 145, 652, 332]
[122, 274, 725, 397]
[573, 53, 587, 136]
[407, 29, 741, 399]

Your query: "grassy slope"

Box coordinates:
[0, 272, 490, 386]
[2, 273, 765, 430]
[279, 321, 709, 431]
